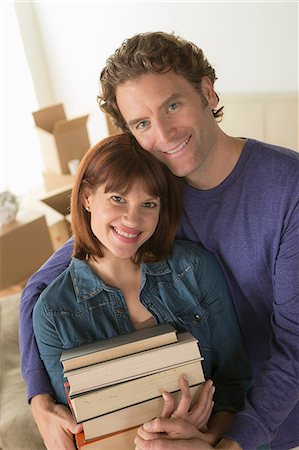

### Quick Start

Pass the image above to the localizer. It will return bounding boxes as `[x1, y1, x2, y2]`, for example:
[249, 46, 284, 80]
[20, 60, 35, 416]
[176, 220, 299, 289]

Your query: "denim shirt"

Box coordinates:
[33, 239, 252, 413]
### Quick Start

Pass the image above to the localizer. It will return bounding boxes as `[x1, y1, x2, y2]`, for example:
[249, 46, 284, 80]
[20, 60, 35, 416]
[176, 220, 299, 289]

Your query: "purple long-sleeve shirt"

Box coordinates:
[20, 139, 299, 450]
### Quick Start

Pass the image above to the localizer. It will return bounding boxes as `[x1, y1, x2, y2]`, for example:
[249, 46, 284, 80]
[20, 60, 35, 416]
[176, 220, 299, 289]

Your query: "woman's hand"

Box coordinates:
[30, 394, 82, 449]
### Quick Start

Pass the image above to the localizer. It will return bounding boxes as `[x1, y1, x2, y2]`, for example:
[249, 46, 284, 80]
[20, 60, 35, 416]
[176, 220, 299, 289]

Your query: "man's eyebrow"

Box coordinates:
[127, 93, 182, 128]
[160, 93, 181, 110]
[127, 117, 145, 127]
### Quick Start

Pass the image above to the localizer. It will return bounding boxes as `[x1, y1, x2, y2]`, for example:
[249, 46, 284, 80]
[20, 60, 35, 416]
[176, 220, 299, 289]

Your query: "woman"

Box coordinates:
[33, 133, 252, 446]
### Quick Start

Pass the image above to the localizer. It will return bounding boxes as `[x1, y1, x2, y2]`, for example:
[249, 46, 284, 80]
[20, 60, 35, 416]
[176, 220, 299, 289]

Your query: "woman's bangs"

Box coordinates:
[104, 161, 161, 198]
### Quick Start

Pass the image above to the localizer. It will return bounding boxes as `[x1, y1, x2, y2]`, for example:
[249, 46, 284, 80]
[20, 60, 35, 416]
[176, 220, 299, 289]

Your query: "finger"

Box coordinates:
[171, 374, 192, 418]
[142, 417, 200, 439]
[137, 424, 162, 441]
[188, 380, 215, 427]
[47, 430, 76, 450]
[59, 408, 83, 435]
[142, 417, 175, 434]
[66, 418, 83, 435]
[135, 434, 175, 450]
[135, 435, 209, 450]
[161, 391, 175, 418]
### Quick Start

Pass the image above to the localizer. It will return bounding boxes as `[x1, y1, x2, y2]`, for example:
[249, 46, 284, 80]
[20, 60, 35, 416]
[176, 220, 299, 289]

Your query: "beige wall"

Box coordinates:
[220, 94, 298, 151]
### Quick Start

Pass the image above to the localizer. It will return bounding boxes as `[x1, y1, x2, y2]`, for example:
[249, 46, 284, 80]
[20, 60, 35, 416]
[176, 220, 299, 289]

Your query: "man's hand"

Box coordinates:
[161, 376, 215, 430]
[30, 394, 82, 449]
[134, 419, 242, 450]
[134, 417, 213, 450]
[215, 438, 242, 450]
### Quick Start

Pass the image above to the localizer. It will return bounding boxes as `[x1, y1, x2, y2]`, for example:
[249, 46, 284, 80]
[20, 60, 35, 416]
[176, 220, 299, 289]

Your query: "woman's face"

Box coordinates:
[84, 181, 161, 260]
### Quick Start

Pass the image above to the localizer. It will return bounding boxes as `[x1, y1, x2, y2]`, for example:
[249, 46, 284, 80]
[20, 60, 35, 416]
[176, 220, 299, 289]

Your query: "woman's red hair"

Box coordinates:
[71, 133, 183, 263]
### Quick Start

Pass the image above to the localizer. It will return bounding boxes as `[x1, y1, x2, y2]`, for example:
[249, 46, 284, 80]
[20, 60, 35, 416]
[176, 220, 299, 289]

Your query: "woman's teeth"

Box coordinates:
[113, 227, 139, 239]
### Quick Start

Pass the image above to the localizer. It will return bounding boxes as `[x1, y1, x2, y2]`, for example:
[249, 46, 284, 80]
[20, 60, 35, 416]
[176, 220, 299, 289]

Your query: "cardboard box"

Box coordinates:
[39, 185, 73, 251]
[42, 170, 76, 192]
[0, 212, 54, 290]
[40, 185, 73, 216]
[46, 212, 72, 251]
[106, 114, 121, 136]
[32, 104, 90, 175]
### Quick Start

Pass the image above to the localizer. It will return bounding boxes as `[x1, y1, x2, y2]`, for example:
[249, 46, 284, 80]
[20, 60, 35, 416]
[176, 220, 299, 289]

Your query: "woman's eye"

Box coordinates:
[143, 201, 158, 208]
[111, 195, 125, 203]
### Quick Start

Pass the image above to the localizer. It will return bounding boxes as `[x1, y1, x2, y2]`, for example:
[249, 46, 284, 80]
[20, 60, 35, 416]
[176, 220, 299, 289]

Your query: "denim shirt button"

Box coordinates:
[194, 314, 201, 322]
[116, 307, 125, 314]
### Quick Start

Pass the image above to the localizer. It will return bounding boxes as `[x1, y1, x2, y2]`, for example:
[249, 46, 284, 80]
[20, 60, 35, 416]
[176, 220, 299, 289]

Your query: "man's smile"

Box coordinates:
[162, 135, 192, 156]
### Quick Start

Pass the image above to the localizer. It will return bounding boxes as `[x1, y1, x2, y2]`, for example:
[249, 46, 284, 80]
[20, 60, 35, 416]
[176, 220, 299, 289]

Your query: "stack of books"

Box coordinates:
[61, 324, 205, 449]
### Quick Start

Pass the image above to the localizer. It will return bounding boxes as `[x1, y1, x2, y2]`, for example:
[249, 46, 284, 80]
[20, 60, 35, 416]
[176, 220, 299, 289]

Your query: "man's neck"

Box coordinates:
[186, 135, 246, 190]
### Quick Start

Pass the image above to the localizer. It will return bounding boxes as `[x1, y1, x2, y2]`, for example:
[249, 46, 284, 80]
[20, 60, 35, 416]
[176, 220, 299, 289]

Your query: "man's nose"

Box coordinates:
[155, 118, 176, 144]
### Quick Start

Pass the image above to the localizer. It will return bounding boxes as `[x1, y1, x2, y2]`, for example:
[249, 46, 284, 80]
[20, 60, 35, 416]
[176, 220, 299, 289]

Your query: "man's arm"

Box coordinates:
[225, 199, 299, 448]
[19, 237, 74, 401]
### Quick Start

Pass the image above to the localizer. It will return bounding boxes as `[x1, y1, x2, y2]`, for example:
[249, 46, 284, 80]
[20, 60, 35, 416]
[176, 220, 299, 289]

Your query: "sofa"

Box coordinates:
[0, 293, 45, 449]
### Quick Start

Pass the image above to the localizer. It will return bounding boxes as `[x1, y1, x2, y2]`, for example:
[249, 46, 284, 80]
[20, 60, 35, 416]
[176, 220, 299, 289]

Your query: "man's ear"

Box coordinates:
[201, 76, 219, 109]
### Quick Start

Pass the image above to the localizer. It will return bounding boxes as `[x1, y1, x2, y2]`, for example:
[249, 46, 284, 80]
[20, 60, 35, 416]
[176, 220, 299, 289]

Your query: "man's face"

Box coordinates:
[116, 71, 219, 183]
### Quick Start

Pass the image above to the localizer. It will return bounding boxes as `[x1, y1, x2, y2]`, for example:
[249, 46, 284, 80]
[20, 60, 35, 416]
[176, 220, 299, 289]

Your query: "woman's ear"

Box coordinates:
[82, 188, 92, 211]
[201, 76, 219, 109]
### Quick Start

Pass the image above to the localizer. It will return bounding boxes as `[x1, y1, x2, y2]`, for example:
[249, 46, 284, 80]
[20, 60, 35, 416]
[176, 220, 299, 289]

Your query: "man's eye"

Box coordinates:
[168, 103, 178, 111]
[136, 120, 150, 130]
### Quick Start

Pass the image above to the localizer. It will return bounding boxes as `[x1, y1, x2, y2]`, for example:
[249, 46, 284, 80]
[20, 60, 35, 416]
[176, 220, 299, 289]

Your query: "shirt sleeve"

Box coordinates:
[33, 295, 68, 406]
[19, 237, 74, 402]
[225, 199, 299, 448]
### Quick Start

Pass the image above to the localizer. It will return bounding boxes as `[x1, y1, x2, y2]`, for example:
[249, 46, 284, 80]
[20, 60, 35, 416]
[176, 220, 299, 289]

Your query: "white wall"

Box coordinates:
[17, 1, 299, 143]
[2, 1, 298, 195]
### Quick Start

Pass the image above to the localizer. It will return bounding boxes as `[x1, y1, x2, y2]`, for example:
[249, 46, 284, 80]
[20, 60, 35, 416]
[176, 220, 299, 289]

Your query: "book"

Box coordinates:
[61, 323, 178, 371]
[65, 332, 202, 395]
[82, 384, 203, 440]
[70, 360, 205, 422]
[75, 426, 138, 449]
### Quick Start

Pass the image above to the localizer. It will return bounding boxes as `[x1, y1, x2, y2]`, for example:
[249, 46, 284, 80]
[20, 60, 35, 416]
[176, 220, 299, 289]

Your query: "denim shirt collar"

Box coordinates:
[69, 257, 172, 303]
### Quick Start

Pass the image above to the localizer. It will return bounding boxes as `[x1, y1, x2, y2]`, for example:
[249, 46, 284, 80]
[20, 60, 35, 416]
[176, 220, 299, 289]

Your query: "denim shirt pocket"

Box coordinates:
[175, 304, 213, 379]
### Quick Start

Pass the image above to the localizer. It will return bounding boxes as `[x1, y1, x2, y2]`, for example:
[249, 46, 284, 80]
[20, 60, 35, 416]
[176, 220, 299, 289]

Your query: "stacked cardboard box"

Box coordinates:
[32, 104, 90, 191]
[39, 185, 73, 251]
[0, 211, 53, 289]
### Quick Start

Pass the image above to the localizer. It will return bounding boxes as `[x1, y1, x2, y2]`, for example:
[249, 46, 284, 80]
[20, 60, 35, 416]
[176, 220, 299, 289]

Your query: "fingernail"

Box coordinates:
[143, 421, 152, 430]
[162, 392, 168, 400]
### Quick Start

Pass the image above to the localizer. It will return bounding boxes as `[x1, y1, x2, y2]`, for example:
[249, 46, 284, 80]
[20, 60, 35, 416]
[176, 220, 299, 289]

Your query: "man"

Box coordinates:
[20, 32, 299, 450]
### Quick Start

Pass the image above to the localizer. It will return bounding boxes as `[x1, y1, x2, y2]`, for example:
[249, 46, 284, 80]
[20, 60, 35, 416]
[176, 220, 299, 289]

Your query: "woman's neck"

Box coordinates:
[89, 254, 139, 289]
[89, 254, 153, 327]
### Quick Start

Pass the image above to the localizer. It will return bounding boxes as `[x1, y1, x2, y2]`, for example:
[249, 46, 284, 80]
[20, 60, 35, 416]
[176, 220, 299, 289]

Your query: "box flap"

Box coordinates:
[40, 185, 73, 216]
[32, 104, 66, 133]
[53, 115, 89, 134]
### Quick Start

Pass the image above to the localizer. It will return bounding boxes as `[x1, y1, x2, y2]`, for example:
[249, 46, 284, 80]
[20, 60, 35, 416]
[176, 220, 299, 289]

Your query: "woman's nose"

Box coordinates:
[122, 206, 140, 227]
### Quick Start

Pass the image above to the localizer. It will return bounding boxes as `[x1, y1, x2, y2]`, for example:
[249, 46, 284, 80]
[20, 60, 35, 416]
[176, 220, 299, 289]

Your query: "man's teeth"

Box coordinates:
[113, 227, 139, 238]
[166, 136, 190, 155]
